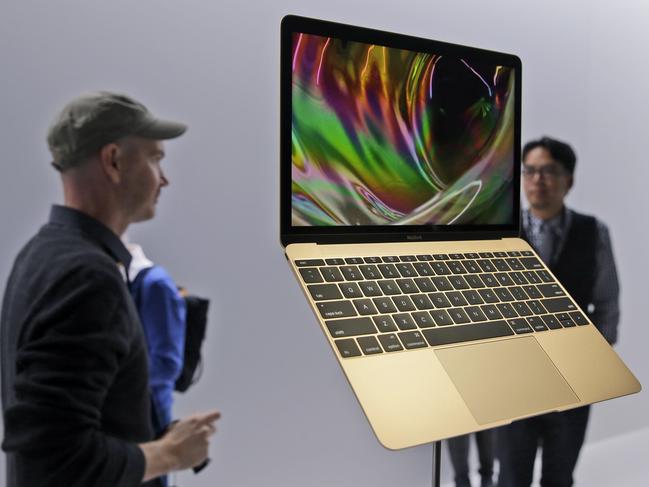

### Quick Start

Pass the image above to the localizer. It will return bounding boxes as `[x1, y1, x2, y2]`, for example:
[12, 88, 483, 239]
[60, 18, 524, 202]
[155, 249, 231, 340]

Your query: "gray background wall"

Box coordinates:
[1, 0, 647, 485]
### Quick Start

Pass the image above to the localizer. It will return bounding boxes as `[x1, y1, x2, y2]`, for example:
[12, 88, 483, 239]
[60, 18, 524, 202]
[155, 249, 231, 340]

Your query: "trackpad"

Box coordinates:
[435, 337, 579, 425]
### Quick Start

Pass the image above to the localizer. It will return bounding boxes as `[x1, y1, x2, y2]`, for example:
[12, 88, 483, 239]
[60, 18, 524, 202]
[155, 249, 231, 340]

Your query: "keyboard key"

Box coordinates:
[325, 258, 345, 265]
[463, 260, 481, 273]
[378, 333, 403, 352]
[430, 310, 454, 326]
[505, 258, 524, 271]
[340, 266, 363, 281]
[423, 320, 514, 346]
[465, 275, 485, 288]
[448, 276, 470, 290]
[396, 263, 417, 278]
[512, 302, 532, 317]
[507, 251, 522, 257]
[396, 279, 418, 294]
[495, 288, 515, 302]
[447, 261, 467, 274]
[509, 286, 528, 301]
[508, 318, 533, 334]
[345, 257, 364, 265]
[335, 338, 361, 358]
[462, 290, 484, 305]
[373, 315, 398, 332]
[523, 271, 541, 284]
[523, 285, 542, 299]
[537, 284, 566, 298]
[431, 262, 451, 275]
[318, 301, 357, 319]
[373, 297, 397, 314]
[465, 306, 488, 322]
[364, 257, 382, 264]
[411, 294, 435, 310]
[521, 251, 534, 256]
[433, 254, 450, 260]
[431, 276, 453, 291]
[429, 292, 452, 308]
[325, 317, 375, 337]
[527, 300, 546, 315]
[394, 313, 417, 330]
[353, 299, 378, 316]
[449, 309, 471, 324]
[414, 277, 436, 293]
[510, 272, 528, 285]
[308, 284, 343, 301]
[520, 257, 544, 270]
[378, 264, 399, 279]
[359, 281, 382, 297]
[481, 304, 503, 320]
[359, 265, 381, 280]
[399, 331, 428, 349]
[496, 303, 518, 318]
[382, 256, 399, 263]
[446, 291, 468, 307]
[378, 280, 401, 295]
[569, 311, 589, 326]
[413, 262, 434, 276]
[541, 298, 577, 313]
[416, 254, 433, 261]
[492, 259, 511, 271]
[392, 295, 416, 312]
[296, 259, 325, 267]
[480, 274, 498, 287]
[528, 316, 548, 332]
[464, 253, 479, 259]
[541, 314, 562, 330]
[357, 336, 383, 355]
[478, 252, 494, 258]
[478, 289, 499, 303]
[495, 273, 514, 286]
[559, 317, 576, 328]
[412, 311, 436, 328]
[299, 267, 324, 283]
[537, 270, 554, 283]
[449, 253, 464, 260]
[476, 259, 496, 272]
[321, 267, 344, 282]
[494, 252, 508, 257]
[400, 255, 417, 262]
[339, 282, 362, 298]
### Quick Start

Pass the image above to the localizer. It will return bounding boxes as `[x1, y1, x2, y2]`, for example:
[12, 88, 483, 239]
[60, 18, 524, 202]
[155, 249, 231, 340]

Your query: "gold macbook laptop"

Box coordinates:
[280, 15, 640, 450]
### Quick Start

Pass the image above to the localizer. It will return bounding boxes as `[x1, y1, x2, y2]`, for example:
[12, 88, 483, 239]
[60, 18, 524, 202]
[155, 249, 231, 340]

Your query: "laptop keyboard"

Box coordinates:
[295, 251, 589, 358]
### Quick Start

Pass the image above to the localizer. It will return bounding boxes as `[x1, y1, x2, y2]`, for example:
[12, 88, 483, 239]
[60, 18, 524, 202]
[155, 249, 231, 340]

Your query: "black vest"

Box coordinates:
[521, 211, 598, 317]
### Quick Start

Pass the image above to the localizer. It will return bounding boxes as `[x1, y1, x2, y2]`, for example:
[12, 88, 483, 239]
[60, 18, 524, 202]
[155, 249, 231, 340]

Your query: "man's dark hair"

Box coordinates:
[522, 136, 577, 175]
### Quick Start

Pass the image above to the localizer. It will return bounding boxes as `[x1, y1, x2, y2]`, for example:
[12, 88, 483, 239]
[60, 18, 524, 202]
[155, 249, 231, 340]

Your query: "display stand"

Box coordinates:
[432, 440, 441, 487]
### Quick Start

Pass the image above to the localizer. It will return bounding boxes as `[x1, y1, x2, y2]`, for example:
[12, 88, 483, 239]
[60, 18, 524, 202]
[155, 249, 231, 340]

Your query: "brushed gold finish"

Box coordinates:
[284, 237, 641, 449]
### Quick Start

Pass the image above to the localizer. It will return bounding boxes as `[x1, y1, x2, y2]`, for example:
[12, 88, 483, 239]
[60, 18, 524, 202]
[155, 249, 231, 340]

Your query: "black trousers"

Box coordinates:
[447, 430, 496, 487]
[497, 406, 590, 487]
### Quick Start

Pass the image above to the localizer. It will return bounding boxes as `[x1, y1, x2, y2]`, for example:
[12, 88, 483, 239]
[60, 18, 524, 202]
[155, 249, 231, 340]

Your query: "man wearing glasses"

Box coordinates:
[497, 136, 620, 487]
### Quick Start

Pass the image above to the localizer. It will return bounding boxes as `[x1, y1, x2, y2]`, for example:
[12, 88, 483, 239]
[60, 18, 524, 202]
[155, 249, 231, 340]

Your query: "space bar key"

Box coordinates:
[422, 321, 514, 346]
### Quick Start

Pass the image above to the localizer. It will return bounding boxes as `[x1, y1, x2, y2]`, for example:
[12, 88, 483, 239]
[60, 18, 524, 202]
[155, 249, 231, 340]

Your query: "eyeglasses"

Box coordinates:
[521, 165, 566, 179]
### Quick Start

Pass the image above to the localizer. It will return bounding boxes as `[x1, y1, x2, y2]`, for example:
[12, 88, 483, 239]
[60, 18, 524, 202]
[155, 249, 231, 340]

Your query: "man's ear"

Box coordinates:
[98, 143, 122, 184]
[567, 174, 574, 191]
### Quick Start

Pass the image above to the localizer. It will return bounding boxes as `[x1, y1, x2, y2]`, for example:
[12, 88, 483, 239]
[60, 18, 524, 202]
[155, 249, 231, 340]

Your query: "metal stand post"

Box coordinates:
[432, 440, 441, 487]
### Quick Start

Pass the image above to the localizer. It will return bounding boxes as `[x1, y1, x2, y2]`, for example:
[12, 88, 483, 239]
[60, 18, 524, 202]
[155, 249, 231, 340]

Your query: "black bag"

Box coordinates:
[175, 294, 209, 392]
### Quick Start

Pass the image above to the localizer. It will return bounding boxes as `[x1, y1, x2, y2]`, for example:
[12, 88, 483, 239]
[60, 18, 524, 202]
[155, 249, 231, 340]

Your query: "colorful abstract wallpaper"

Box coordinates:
[291, 33, 516, 227]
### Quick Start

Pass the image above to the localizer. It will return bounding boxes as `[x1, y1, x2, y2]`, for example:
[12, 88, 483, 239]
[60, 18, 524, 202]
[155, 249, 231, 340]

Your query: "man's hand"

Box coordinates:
[140, 409, 221, 481]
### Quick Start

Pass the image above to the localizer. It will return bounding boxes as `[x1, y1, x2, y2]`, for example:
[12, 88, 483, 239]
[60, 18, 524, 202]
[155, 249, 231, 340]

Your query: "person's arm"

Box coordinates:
[3, 262, 147, 486]
[139, 410, 220, 481]
[590, 221, 620, 345]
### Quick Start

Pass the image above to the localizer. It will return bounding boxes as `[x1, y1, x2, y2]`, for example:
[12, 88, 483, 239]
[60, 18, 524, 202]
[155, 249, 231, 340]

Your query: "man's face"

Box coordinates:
[118, 136, 169, 223]
[522, 147, 572, 215]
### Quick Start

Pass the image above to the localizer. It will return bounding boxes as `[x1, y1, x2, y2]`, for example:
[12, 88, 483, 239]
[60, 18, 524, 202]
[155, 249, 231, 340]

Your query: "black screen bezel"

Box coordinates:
[280, 15, 522, 247]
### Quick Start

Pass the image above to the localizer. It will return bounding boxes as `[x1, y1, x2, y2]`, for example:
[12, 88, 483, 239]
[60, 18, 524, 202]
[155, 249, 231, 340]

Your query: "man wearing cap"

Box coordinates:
[498, 136, 620, 487]
[1, 92, 220, 487]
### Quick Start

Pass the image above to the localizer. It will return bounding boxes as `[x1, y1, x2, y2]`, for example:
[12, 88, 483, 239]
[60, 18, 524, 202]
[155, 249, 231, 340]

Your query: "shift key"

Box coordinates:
[317, 300, 357, 319]
[541, 297, 577, 313]
[325, 317, 376, 338]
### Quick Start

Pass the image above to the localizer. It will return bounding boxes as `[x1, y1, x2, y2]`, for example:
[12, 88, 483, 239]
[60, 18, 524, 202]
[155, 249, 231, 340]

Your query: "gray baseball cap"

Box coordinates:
[47, 91, 187, 171]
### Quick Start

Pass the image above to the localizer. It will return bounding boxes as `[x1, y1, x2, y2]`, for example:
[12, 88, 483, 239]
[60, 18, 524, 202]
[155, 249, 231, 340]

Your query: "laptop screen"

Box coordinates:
[281, 16, 521, 244]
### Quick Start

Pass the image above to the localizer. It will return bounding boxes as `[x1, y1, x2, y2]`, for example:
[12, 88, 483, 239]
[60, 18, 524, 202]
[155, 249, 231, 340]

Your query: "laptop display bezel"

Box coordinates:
[280, 15, 522, 247]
